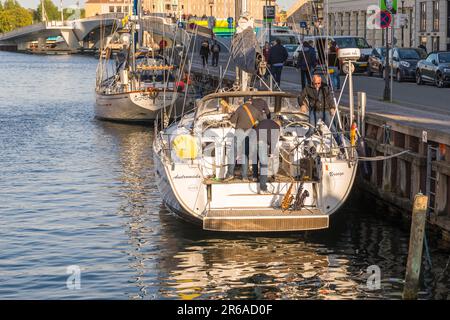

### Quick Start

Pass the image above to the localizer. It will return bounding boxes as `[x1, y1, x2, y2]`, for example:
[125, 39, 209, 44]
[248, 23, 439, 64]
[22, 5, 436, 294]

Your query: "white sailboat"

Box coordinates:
[152, 3, 359, 232]
[94, 4, 181, 122]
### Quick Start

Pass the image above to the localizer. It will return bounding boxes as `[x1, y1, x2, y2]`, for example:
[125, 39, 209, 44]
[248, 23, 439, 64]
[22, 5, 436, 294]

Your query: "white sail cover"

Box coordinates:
[230, 14, 261, 74]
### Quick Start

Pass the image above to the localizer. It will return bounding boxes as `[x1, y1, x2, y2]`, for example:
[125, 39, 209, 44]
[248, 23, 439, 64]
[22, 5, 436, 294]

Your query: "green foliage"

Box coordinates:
[0, 1, 33, 33]
[36, 0, 60, 21]
[3, 0, 21, 10]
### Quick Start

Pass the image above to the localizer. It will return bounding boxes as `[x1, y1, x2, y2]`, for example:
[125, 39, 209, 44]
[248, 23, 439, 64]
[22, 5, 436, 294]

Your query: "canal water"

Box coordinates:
[0, 52, 448, 300]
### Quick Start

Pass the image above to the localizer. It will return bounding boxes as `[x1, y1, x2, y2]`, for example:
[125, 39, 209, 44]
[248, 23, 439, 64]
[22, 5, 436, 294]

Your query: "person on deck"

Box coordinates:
[254, 116, 281, 193]
[225, 101, 265, 182]
[299, 75, 342, 146]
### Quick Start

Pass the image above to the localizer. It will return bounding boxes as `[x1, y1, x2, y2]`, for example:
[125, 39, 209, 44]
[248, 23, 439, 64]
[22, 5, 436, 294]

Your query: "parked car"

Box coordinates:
[416, 51, 450, 88]
[292, 36, 372, 73]
[388, 47, 427, 82]
[368, 47, 386, 77]
[284, 44, 300, 66]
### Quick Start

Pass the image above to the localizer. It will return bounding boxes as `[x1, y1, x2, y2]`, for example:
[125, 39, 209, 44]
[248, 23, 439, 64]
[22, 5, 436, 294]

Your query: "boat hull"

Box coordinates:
[95, 91, 176, 122]
[153, 137, 357, 232]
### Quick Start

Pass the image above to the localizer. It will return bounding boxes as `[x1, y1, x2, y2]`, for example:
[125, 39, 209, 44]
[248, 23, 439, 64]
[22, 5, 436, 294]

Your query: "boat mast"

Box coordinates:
[235, 0, 250, 91]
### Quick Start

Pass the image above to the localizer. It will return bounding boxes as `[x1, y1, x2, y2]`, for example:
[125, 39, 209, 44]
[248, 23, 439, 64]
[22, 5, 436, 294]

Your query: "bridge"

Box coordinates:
[0, 14, 123, 52]
[0, 14, 232, 54]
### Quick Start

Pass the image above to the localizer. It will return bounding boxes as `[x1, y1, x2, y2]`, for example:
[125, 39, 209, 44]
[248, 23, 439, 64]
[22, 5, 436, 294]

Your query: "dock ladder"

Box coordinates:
[425, 144, 439, 220]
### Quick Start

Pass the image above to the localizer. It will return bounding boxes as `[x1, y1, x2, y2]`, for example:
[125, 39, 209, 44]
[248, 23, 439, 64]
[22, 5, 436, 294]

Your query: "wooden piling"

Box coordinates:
[403, 194, 428, 300]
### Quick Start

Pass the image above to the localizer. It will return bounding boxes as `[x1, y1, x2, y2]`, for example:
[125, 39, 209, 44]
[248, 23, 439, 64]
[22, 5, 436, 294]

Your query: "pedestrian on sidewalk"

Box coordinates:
[200, 40, 210, 67]
[299, 74, 342, 146]
[328, 41, 340, 91]
[296, 41, 316, 89]
[211, 40, 221, 67]
[268, 38, 288, 87]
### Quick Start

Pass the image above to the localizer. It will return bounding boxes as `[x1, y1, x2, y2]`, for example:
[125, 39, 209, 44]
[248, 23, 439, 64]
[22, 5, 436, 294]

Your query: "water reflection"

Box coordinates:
[2, 52, 446, 300]
[100, 119, 449, 300]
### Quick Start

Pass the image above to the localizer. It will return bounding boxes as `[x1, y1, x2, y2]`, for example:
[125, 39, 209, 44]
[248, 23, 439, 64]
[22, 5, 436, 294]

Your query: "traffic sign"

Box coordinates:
[380, 10, 392, 29]
[380, 0, 398, 14]
[299, 21, 307, 28]
[227, 17, 234, 29]
[263, 5, 276, 20]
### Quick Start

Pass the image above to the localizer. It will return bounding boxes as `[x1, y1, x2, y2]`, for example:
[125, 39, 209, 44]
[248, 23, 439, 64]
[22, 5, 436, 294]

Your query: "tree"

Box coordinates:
[3, 0, 21, 10]
[0, 1, 33, 33]
[36, 0, 60, 21]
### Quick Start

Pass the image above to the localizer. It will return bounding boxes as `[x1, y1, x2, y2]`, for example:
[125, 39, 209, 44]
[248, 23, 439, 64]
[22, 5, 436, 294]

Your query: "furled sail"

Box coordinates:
[230, 14, 261, 74]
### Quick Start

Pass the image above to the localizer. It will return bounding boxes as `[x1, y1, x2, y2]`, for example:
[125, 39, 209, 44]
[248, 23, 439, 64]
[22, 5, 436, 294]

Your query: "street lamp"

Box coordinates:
[208, 0, 214, 17]
[401, 0, 405, 47]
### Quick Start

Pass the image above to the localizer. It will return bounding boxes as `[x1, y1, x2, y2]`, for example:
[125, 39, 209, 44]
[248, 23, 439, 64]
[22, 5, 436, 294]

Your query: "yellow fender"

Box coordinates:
[172, 135, 199, 160]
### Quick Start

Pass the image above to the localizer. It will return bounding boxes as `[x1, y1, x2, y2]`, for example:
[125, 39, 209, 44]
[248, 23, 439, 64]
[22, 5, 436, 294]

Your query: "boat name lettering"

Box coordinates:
[173, 174, 201, 179]
[329, 171, 344, 177]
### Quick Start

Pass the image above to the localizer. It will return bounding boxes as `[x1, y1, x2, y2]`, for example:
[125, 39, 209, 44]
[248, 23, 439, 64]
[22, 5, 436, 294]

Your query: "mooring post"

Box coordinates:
[403, 193, 428, 300]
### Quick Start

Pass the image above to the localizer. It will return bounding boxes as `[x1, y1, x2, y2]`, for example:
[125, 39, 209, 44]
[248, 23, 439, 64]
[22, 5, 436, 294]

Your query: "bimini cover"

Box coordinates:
[230, 14, 261, 74]
[172, 134, 199, 160]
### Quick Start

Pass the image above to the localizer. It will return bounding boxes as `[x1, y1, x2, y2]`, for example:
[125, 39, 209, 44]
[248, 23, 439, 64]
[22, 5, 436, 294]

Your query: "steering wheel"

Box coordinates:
[284, 120, 316, 130]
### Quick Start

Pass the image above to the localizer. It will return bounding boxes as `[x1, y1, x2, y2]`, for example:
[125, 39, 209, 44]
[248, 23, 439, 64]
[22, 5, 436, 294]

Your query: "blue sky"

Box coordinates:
[17, 0, 85, 10]
[17, 0, 296, 11]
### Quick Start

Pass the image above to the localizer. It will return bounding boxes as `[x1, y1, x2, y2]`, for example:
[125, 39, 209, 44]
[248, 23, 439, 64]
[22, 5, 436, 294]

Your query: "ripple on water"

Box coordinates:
[0, 52, 448, 300]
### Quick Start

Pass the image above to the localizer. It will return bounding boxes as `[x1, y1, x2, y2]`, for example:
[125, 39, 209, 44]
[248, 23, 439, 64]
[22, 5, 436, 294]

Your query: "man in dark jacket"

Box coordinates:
[299, 75, 341, 146]
[268, 38, 289, 87]
[225, 101, 265, 181]
[297, 41, 317, 89]
[200, 40, 210, 67]
[254, 117, 281, 192]
[211, 40, 221, 67]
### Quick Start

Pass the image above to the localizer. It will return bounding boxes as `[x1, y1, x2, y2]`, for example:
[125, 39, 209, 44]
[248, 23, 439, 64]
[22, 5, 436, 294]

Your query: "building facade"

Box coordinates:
[142, 0, 274, 22]
[325, 0, 449, 51]
[326, 0, 416, 49]
[286, 0, 324, 35]
[415, 0, 449, 51]
[85, 0, 132, 17]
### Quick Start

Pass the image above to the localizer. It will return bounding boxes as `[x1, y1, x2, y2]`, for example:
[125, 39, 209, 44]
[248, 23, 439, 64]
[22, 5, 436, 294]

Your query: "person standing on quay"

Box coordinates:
[268, 39, 288, 87]
[211, 40, 221, 67]
[200, 40, 211, 67]
[297, 41, 317, 89]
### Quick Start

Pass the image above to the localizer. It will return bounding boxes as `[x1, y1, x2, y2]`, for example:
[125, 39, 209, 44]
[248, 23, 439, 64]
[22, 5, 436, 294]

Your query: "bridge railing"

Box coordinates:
[0, 22, 46, 40]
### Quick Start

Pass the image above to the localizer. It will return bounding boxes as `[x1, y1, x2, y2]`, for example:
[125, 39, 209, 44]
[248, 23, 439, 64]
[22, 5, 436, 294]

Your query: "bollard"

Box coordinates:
[357, 92, 366, 137]
[403, 194, 428, 300]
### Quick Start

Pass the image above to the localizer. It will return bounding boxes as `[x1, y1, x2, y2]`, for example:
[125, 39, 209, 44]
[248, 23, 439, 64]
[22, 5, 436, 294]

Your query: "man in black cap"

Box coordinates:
[250, 97, 271, 119]
[254, 116, 281, 193]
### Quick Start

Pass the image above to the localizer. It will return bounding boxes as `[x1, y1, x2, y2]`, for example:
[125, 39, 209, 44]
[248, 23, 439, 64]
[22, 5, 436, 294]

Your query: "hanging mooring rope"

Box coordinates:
[357, 150, 411, 162]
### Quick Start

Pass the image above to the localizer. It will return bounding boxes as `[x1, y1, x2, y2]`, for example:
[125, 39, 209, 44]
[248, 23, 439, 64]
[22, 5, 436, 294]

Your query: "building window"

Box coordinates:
[109, 6, 115, 13]
[347, 12, 351, 34]
[124, 6, 128, 13]
[419, 36, 427, 50]
[165, 4, 171, 11]
[363, 11, 367, 39]
[448, 1, 450, 38]
[432, 36, 440, 51]
[117, 6, 122, 13]
[432, 1, 439, 31]
[420, 2, 426, 32]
